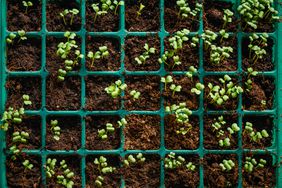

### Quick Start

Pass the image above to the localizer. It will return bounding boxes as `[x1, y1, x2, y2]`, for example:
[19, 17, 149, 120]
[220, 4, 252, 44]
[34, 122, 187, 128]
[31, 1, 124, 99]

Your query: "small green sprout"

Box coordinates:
[57, 160, 75, 188]
[202, 30, 218, 50]
[161, 75, 173, 91]
[17, 30, 27, 42]
[87, 46, 109, 67]
[261, 100, 266, 107]
[113, 0, 124, 15]
[137, 3, 145, 18]
[176, 0, 202, 19]
[135, 43, 156, 65]
[22, 94, 32, 106]
[219, 29, 229, 43]
[191, 83, 205, 95]
[129, 90, 141, 100]
[170, 84, 182, 97]
[46, 158, 57, 178]
[222, 9, 234, 29]
[60, 9, 79, 26]
[117, 118, 127, 127]
[22, 1, 33, 14]
[10, 131, 30, 160]
[98, 123, 115, 140]
[6, 33, 16, 44]
[211, 116, 225, 132]
[244, 157, 267, 173]
[50, 120, 61, 141]
[165, 152, 196, 171]
[92, 3, 107, 23]
[185, 66, 198, 80]
[219, 159, 235, 171]
[227, 123, 240, 135]
[105, 80, 127, 98]
[219, 137, 231, 147]
[94, 156, 116, 187]
[209, 45, 233, 65]
[123, 153, 146, 167]
[248, 33, 268, 64]
[0, 107, 25, 131]
[22, 159, 34, 170]
[245, 67, 258, 92]
[244, 122, 269, 143]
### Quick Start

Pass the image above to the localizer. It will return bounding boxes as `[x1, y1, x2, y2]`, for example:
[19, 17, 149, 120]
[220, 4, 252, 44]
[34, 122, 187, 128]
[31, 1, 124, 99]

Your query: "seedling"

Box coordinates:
[209, 45, 233, 65]
[46, 158, 57, 178]
[244, 122, 269, 143]
[17, 30, 27, 43]
[60, 9, 79, 26]
[22, 160, 34, 170]
[135, 43, 156, 65]
[222, 9, 233, 29]
[10, 131, 30, 160]
[219, 29, 229, 43]
[98, 123, 115, 140]
[0, 107, 25, 131]
[219, 159, 235, 171]
[186, 66, 198, 80]
[57, 160, 75, 188]
[22, 1, 33, 14]
[50, 120, 61, 141]
[219, 137, 231, 147]
[137, 3, 145, 18]
[105, 80, 127, 98]
[117, 118, 127, 127]
[248, 33, 268, 64]
[245, 67, 258, 92]
[244, 157, 267, 173]
[170, 84, 182, 97]
[123, 153, 146, 167]
[208, 75, 243, 106]
[87, 46, 109, 67]
[176, 0, 202, 20]
[129, 90, 141, 100]
[202, 30, 217, 50]
[22, 94, 32, 106]
[191, 83, 205, 95]
[6, 33, 16, 44]
[165, 152, 196, 171]
[94, 156, 116, 187]
[161, 75, 173, 91]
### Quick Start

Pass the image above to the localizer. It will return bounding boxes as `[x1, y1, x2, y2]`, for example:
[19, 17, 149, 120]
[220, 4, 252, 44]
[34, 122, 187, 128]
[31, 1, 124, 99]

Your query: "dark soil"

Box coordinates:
[86, 156, 120, 188]
[124, 76, 160, 111]
[125, 0, 159, 31]
[165, 115, 199, 150]
[85, 76, 121, 111]
[46, 0, 81, 31]
[164, 37, 199, 71]
[46, 116, 81, 150]
[165, 155, 199, 187]
[243, 76, 274, 110]
[6, 77, 42, 110]
[7, 38, 41, 71]
[85, 115, 120, 150]
[6, 116, 41, 150]
[86, 36, 120, 71]
[125, 36, 160, 71]
[124, 115, 160, 150]
[163, 75, 199, 110]
[165, 0, 199, 33]
[6, 155, 41, 188]
[204, 76, 238, 110]
[204, 36, 237, 71]
[243, 154, 275, 187]
[7, 0, 41, 31]
[242, 38, 274, 71]
[242, 116, 273, 149]
[204, 154, 238, 187]
[46, 76, 81, 110]
[204, 115, 238, 149]
[46, 37, 81, 74]
[46, 156, 81, 188]
[86, 1, 120, 32]
[123, 155, 160, 188]
[203, 1, 237, 32]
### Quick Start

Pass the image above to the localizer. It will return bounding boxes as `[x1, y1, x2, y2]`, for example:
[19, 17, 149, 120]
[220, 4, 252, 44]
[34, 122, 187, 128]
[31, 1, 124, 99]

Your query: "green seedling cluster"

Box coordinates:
[22, 1, 33, 14]
[22, 94, 32, 106]
[245, 122, 269, 143]
[57, 32, 84, 81]
[50, 120, 61, 141]
[165, 152, 196, 171]
[135, 43, 156, 65]
[170, 83, 182, 97]
[219, 159, 235, 171]
[185, 66, 198, 80]
[222, 9, 234, 29]
[248, 33, 268, 64]
[0, 107, 25, 131]
[191, 82, 205, 95]
[117, 118, 127, 127]
[98, 118, 127, 140]
[105, 79, 127, 98]
[244, 157, 267, 173]
[60, 9, 79, 26]
[92, 0, 124, 23]
[22, 159, 34, 170]
[161, 75, 173, 91]
[10, 131, 30, 160]
[176, 0, 202, 19]
[208, 75, 243, 106]
[6, 30, 27, 44]
[46, 158, 57, 178]
[137, 3, 145, 18]
[238, 0, 279, 29]
[245, 67, 258, 92]
[123, 153, 146, 167]
[94, 156, 116, 187]
[87, 46, 109, 67]
[129, 90, 141, 100]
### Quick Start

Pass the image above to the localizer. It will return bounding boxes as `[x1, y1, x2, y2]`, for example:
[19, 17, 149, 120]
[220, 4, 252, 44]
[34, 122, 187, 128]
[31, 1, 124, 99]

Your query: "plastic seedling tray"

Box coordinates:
[1, 0, 282, 187]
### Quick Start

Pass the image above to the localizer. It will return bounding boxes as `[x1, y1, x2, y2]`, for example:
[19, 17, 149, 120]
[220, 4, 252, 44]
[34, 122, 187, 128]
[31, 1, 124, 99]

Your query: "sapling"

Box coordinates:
[22, 159, 34, 170]
[135, 43, 156, 65]
[165, 152, 196, 171]
[6, 33, 16, 44]
[161, 75, 173, 91]
[123, 153, 146, 167]
[50, 120, 61, 141]
[129, 90, 141, 100]
[222, 9, 233, 29]
[60, 9, 79, 26]
[105, 80, 127, 98]
[137, 3, 145, 18]
[191, 83, 205, 95]
[219, 159, 235, 171]
[87, 46, 109, 67]
[22, 1, 33, 14]
[244, 157, 267, 173]
[244, 122, 269, 143]
[22, 94, 32, 106]
[245, 67, 258, 92]
[94, 156, 116, 187]
[170, 84, 182, 97]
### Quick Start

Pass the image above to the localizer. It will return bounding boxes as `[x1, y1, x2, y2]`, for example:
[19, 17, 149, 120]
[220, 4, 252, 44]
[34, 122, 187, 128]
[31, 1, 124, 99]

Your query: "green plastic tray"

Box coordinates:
[1, 0, 282, 187]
